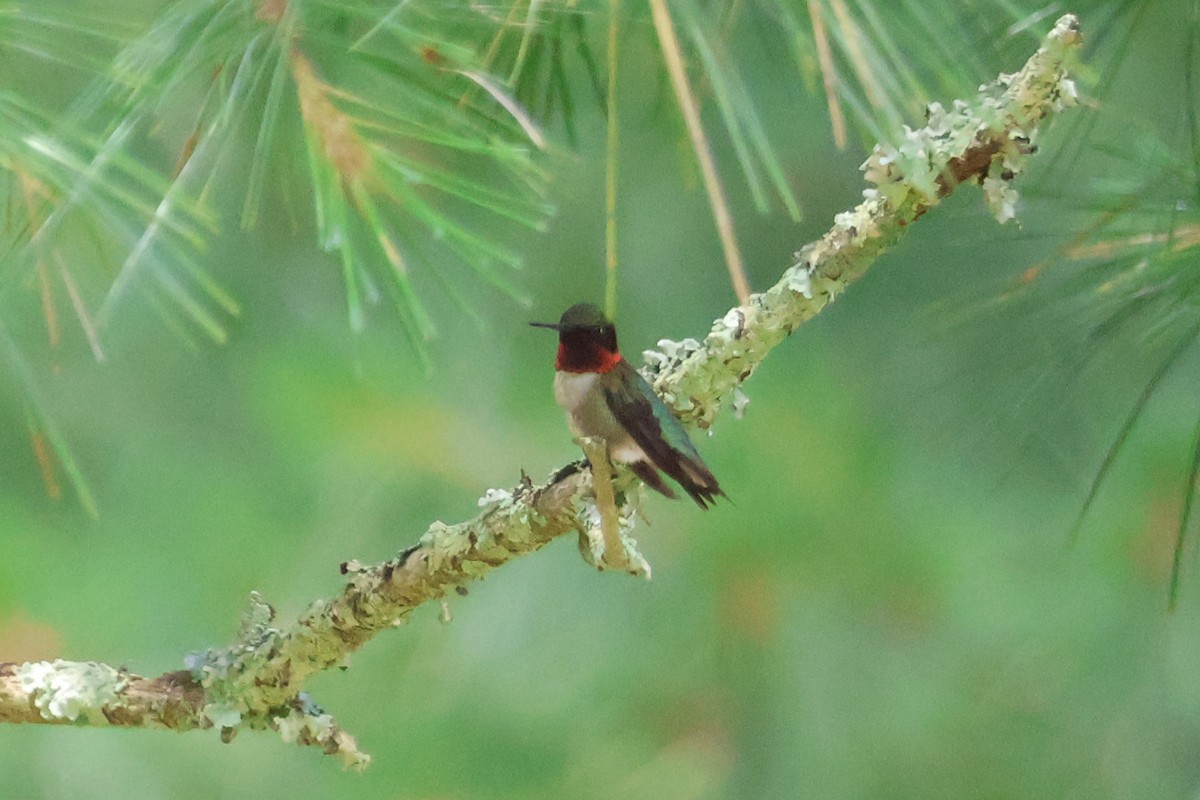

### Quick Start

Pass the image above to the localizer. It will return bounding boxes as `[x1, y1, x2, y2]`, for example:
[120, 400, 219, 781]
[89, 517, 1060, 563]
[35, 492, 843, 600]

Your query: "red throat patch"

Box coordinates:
[556, 343, 623, 373]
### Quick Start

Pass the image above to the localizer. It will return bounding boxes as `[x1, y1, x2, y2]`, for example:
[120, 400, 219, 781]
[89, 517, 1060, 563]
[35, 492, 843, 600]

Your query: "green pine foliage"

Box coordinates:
[5, 2, 1200, 794]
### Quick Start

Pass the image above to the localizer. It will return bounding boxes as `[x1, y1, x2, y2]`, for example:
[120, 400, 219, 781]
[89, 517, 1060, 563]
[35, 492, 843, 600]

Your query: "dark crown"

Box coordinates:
[557, 303, 610, 330]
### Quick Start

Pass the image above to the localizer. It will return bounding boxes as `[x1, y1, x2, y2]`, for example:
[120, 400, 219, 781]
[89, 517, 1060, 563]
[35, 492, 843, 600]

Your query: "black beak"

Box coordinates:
[529, 321, 560, 330]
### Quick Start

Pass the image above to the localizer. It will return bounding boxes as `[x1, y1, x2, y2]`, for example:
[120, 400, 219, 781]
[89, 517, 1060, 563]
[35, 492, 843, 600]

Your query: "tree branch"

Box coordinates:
[0, 15, 1082, 768]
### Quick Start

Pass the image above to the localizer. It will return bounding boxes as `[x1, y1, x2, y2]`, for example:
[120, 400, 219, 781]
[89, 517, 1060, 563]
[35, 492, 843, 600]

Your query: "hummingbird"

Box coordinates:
[531, 303, 724, 508]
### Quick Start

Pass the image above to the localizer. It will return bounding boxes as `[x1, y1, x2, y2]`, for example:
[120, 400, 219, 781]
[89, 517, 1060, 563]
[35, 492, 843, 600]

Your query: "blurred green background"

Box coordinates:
[4, 1, 1200, 798]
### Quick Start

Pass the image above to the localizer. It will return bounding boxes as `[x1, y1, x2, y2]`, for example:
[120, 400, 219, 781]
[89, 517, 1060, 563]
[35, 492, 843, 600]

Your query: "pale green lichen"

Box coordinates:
[476, 487, 514, 508]
[576, 493, 652, 579]
[784, 267, 814, 299]
[647, 300, 787, 431]
[190, 655, 250, 729]
[419, 520, 472, 572]
[731, 387, 751, 420]
[203, 702, 243, 729]
[16, 659, 123, 722]
[419, 482, 544, 576]
[642, 16, 1082, 437]
[474, 482, 539, 535]
[859, 14, 1079, 225]
[419, 530, 472, 576]
[982, 174, 1020, 223]
[642, 337, 704, 407]
[185, 591, 291, 730]
[275, 697, 370, 770]
[235, 590, 276, 647]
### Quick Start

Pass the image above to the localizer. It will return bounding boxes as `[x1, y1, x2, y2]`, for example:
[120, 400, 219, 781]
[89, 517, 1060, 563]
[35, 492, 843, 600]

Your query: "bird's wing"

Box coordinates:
[602, 360, 723, 508]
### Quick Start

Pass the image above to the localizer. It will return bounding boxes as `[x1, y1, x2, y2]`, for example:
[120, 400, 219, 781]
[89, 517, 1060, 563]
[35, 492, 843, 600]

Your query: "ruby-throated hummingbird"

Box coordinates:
[531, 303, 724, 508]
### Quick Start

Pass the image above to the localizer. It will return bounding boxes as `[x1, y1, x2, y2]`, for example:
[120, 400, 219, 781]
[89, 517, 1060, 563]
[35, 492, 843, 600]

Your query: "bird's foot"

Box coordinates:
[575, 492, 652, 579]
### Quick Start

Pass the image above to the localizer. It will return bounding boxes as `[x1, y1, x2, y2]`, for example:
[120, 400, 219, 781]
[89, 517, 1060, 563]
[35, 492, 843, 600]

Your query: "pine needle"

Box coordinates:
[604, 0, 620, 320]
[649, 0, 751, 304]
[808, 0, 847, 149]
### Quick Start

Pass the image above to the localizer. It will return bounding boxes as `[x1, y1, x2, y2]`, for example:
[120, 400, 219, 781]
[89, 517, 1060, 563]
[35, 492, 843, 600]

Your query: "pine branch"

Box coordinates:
[0, 15, 1082, 768]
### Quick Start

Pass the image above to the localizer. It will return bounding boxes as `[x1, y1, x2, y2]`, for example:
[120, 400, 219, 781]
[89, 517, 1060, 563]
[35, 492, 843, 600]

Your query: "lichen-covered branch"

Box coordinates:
[0, 661, 202, 728]
[646, 14, 1081, 430]
[0, 15, 1082, 767]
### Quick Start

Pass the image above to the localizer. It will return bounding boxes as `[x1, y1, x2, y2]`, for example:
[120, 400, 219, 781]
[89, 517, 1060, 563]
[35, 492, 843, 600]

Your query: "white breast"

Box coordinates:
[551, 370, 647, 464]
[553, 370, 599, 414]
